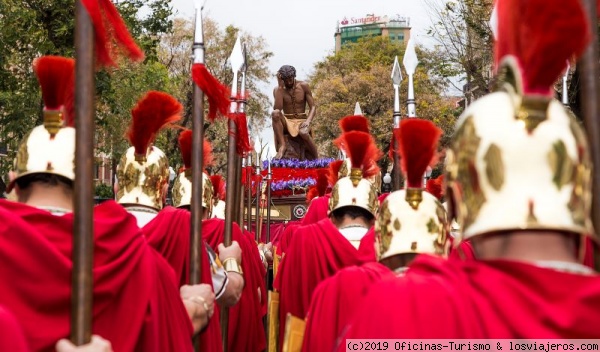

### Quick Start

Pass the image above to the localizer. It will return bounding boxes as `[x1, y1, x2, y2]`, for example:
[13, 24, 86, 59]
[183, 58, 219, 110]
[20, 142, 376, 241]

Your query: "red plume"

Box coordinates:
[495, 0, 590, 95]
[426, 174, 445, 201]
[339, 115, 369, 133]
[127, 91, 182, 156]
[192, 63, 231, 121]
[210, 175, 227, 201]
[397, 119, 442, 189]
[33, 56, 75, 124]
[178, 129, 214, 170]
[327, 160, 344, 186]
[178, 129, 192, 169]
[81, 0, 144, 67]
[230, 112, 252, 155]
[334, 131, 381, 179]
[306, 187, 319, 204]
[315, 168, 329, 196]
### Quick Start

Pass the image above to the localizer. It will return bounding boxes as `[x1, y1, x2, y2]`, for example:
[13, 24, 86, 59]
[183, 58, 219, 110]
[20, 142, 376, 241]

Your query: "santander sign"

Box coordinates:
[340, 15, 386, 26]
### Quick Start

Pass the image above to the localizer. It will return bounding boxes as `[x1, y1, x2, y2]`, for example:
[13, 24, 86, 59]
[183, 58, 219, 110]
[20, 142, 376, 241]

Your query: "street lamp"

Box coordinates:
[383, 172, 392, 193]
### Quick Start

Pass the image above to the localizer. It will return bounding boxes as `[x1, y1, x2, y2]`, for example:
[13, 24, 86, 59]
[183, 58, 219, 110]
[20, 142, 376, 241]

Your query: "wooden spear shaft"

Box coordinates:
[190, 84, 205, 286]
[580, 0, 600, 234]
[246, 156, 252, 235]
[72, 0, 95, 345]
[221, 118, 238, 351]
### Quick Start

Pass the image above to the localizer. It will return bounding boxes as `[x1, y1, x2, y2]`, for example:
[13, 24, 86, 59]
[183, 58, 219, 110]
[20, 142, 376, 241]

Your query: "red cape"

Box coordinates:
[274, 218, 367, 346]
[449, 239, 476, 260]
[338, 254, 600, 345]
[203, 218, 267, 352]
[0, 200, 192, 352]
[0, 305, 28, 352]
[143, 207, 223, 352]
[301, 195, 330, 225]
[302, 262, 394, 352]
[357, 227, 377, 262]
[276, 221, 301, 256]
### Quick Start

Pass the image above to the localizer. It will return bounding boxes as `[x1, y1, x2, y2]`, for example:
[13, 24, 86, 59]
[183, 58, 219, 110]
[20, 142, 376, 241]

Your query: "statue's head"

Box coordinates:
[278, 65, 296, 89]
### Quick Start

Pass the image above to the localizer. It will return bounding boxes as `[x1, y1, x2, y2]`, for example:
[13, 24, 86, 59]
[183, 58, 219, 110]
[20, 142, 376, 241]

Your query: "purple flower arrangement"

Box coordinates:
[262, 157, 335, 170]
[270, 178, 317, 192]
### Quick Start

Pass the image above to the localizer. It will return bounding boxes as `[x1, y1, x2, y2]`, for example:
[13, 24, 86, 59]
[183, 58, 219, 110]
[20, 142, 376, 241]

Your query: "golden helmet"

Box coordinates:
[116, 91, 182, 210]
[9, 56, 76, 192]
[375, 119, 447, 260]
[329, 131, 381, 217]
[445, 0, 594, 241]
[171, 129, 214, 214]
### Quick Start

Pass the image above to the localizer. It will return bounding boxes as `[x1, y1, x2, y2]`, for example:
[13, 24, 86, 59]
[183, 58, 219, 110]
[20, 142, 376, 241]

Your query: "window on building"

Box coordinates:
[399, 33, 405, 41]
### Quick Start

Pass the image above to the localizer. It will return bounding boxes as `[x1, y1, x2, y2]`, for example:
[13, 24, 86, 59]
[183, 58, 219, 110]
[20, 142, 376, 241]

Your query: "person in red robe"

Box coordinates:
[0, 57, 207, 352]
[302, 119, 448, 352]
[274, 130, 381, 349]
[338, 0, 600, 344]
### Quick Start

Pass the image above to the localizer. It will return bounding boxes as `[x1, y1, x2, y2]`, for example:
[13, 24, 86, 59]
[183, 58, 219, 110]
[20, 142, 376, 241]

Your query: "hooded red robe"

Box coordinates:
[301, 195, 330, 225]
[0, 200, 192, 352]
[337, 254, 600, 347]
[202, 218, 267, 352]
[143, 206, 223, 352]
[302, 262, 394, 352]
[0, 305, 28, 352]
[273, 217, 368, 347]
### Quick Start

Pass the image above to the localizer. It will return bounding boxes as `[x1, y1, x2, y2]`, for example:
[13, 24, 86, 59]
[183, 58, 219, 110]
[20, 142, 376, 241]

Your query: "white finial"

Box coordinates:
[354, 102, 363, 115]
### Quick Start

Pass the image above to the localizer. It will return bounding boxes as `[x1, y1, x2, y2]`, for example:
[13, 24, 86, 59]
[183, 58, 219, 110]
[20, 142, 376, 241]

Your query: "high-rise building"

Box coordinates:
[334, 14, 411, 52]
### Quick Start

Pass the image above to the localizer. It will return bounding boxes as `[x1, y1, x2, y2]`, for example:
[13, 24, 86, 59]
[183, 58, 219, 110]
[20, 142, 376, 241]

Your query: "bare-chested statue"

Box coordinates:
[272, 65, 318, 160]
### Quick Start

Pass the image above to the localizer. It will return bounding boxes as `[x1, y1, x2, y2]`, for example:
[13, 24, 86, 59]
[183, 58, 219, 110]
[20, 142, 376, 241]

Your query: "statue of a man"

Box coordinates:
[272, 65, 318, 160]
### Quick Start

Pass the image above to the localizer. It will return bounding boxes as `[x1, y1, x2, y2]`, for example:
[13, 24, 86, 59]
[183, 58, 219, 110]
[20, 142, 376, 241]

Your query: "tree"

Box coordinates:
[156, 17, 273, 174]
[0, 0, 174, 180]
[309, 36, 460, 173]
[424, 0, 494, 104]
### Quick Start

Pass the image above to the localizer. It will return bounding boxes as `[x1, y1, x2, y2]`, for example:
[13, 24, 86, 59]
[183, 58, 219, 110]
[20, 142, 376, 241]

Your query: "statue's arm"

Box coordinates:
[273, 87, 283, 111]
[302, 82, 316, 124]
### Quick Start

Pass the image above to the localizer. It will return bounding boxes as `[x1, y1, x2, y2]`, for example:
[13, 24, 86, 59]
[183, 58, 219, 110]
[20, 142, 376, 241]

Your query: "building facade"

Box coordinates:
[334, 14, 411, 52]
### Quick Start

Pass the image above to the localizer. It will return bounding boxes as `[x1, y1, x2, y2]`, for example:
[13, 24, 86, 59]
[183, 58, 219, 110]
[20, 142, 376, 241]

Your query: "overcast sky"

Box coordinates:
[170, 0, 437, 157]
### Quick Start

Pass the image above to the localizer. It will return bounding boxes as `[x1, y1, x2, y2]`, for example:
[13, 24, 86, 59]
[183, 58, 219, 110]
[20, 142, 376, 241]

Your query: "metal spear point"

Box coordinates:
[391, 56, 403, 191]
[391, 56, 402, 127]
[229, 37, 244, 112]
[354, 102, 363, 115]
[193, 0, 205, 64]
[403, 38, 419, 117]
[240, 43, 248, 113]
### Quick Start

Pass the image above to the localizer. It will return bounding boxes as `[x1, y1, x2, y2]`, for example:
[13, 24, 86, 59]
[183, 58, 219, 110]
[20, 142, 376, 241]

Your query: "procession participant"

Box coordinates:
[274, 130, 381, 348]
[302, 118, 448, 352]
[179, 140, 265, 351]
[338, 0, 600, 342]
[0, 56, 203, 352]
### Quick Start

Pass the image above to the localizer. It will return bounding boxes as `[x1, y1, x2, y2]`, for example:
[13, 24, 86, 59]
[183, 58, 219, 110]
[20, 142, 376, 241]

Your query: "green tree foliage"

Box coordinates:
[0, 0, 174, 180]
[157, 17, 273, 174]
[309, 36, 460, 172]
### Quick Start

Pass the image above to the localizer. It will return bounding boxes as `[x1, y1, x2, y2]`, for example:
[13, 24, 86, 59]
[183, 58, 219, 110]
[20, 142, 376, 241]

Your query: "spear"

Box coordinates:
[189, 0, 205, 289]
[403, 38, 419, 118]
[391, 56, 403, 191]
[246, 153, 252, 234]
[255, 162, 262, 242]
[72, 0, 94, 344]
[235, 44, 249, 227]
[222, 36, 244, 352]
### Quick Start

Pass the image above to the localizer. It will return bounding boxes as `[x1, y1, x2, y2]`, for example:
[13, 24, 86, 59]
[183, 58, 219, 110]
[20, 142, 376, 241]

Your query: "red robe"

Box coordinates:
[275, 221, 301, 256]
[143, 207, 223, 352]
[0, 305, 28, 352]
[203, 218, 267, 352]
[301, 195, 330, 225]
[449, 239, 476, 260]
[273, 218, 368, 346]
[0, 200, 192, 352]
[302, 262, 394, 352]
[338, 254, 600, 346]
